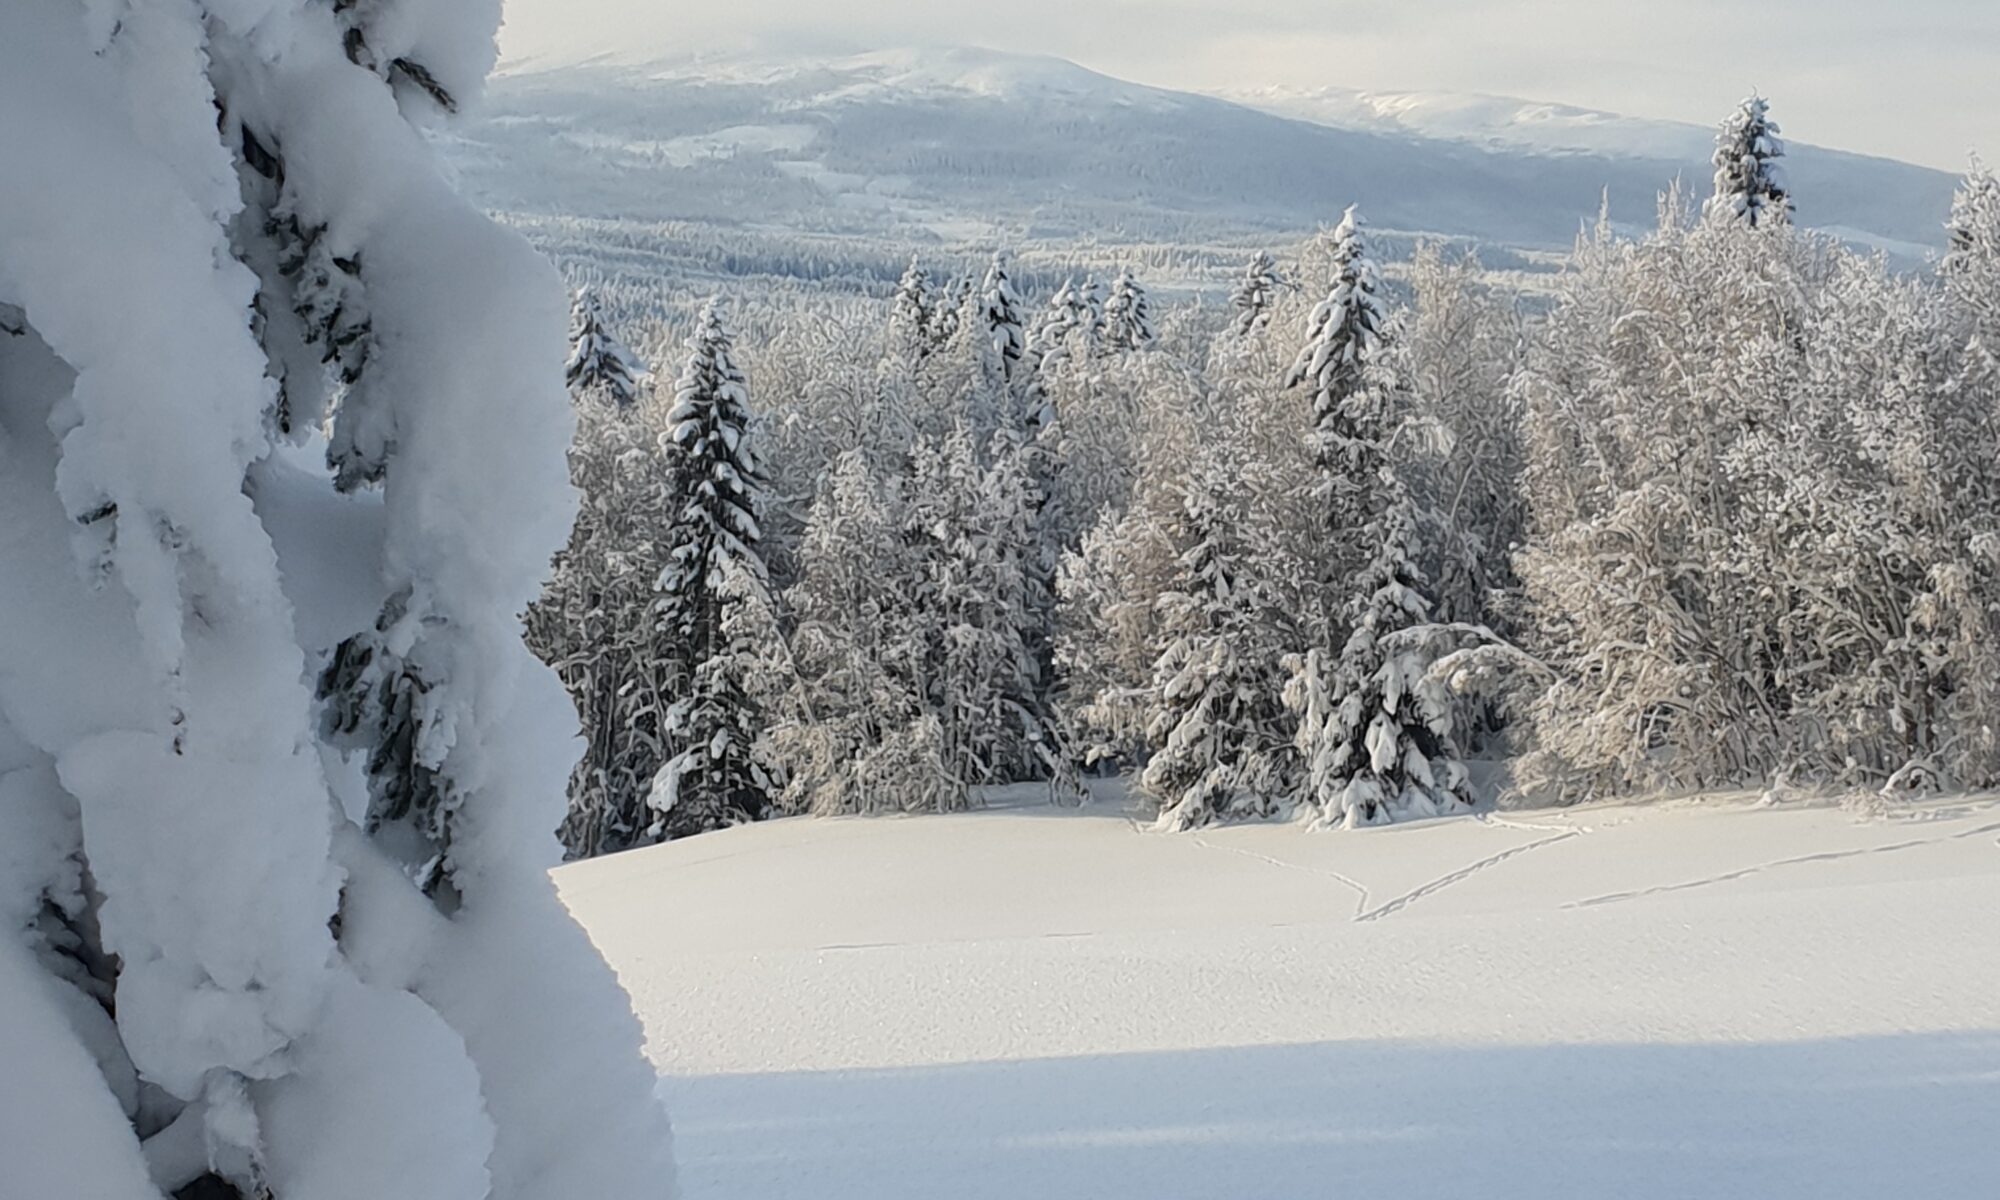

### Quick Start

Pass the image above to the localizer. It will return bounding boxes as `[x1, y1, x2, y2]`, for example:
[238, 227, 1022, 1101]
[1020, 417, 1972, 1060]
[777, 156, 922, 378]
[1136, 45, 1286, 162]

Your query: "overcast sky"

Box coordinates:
[498, 1, 1996, 171]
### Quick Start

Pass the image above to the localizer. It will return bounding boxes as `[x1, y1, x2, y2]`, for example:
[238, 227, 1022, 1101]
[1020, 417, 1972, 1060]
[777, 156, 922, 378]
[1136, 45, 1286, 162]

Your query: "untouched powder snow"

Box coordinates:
[557, 788, 2000, 1199]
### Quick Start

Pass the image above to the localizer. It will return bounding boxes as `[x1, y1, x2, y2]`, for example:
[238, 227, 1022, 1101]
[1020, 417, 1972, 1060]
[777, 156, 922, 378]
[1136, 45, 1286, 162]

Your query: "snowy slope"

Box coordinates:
[1217, 84, 1718, 163]
[557, 787, 2000, 1200]
[448, 46, 1960, 257]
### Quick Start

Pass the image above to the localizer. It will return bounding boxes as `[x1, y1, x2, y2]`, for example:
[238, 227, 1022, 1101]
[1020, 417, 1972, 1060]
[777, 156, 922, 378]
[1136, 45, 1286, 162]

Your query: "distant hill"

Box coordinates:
[448, 46, 1958, 261]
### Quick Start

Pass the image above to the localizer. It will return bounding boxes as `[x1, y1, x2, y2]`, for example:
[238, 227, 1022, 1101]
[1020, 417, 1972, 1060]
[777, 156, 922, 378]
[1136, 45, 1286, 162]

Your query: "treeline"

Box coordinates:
[531, 99, 2000, 857]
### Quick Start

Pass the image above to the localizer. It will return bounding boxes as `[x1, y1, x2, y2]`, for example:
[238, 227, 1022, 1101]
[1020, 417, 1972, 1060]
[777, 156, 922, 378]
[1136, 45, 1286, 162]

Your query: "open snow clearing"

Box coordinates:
[558, 789, 2000, 1199]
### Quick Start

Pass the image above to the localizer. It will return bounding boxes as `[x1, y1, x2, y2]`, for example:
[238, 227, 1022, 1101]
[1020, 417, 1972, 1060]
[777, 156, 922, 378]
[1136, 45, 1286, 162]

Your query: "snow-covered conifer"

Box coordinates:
[1141, 454, 1299, 830]
[890, 254, 936, 361]
[1709, 95, 1791, 227]
[979, 252, 1028, 383]
[565, 285, 645, 407]
[0, 6, 670, 1197]
[1284, 206, 1390, 522]
[1228, 250, 1287, 337]
[1285, 480, 1470, 827]
[652, 299, 776, 839]
[1102, 269, 1156, 353]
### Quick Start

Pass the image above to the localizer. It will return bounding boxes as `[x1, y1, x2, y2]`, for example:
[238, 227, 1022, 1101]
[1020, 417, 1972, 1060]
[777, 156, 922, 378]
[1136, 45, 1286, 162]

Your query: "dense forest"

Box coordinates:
[535, 99, 2000, 857]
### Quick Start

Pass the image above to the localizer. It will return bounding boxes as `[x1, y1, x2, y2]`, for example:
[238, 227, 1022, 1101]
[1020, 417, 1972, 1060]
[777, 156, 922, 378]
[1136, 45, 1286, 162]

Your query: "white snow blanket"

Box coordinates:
[559, 788, 2000, 1199]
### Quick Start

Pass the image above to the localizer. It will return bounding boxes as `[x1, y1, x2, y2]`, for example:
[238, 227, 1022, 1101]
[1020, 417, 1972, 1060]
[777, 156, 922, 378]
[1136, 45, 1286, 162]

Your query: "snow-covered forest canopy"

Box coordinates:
[535, 95, 2000, 853]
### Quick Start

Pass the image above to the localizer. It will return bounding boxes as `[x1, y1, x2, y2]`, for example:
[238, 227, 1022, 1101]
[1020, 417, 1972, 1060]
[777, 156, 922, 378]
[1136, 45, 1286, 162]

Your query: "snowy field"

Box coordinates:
[555, 788, 2000, 1199]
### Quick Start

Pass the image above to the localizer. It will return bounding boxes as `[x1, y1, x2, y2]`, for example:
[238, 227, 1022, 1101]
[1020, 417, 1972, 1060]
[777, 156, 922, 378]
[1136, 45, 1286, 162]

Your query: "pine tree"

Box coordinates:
[1228, 250, 1287, 337]
[652, 298, 777, 839]
[1709, 95, 1791, 227]
[1102, 269, 1156, 353]
[564, 286, 645, 407]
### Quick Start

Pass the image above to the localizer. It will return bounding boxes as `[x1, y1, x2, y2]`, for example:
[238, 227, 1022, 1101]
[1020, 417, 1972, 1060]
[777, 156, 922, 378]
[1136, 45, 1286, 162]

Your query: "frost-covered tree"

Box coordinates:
[889, 254, 936, 361]
[0, 6, 670, 1198]
[1102, 269, 1156, 353]
[566, 286, 645, 407]
[1709, 95, 1791, 227]
[1228, 250, 1287, 337]
[1285, 482, 1471, 827]
[528, 393, 682, 858]
[1141, 453, 1300, 830]
[1027, 278, 1083, 369]
[652, 299, 777, 840]
[1285, 207, 1389, 500]
[1511, 192, 2000, 801]
[773, 452, 963, 814]
[979, 251, 1028, 385]
[1943, 161, 2000, 339]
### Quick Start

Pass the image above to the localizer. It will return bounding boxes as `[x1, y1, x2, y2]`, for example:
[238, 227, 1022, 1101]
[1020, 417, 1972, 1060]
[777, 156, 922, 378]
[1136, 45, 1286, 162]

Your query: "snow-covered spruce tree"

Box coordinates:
[1102, 269, 1157, 353]
[1078, 275, 1109, 344]
[979, 251, 1029, 388]
[1709, 95, 1791, 227]
[651, 299, 778, 840]
[1285, 480, 1471, 828]
[0, 6, 670, 1199]
[1228, 250, 1287, 337]
[1141, 452, 1300, 830]
[1027, 277, 1093, 374]
[1279, 207, 1469, 826]
[1285, 206, 1390, 521]
[889, 254, 936, 362]
[566, 286, 645, 407]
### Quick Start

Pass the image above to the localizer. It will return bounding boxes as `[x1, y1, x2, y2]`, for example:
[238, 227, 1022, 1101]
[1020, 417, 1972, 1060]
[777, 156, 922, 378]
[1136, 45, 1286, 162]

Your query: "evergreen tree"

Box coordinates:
[1078, 275, 1109, 344]
[1228, 250, 1287, 337]
[1284, 206, 1390, 522]
[1709, 95, 1790, 227]
[1141, 454, 1298, 830]
[1027, 277, 1093, 375]
[1102, 269, 1156, 353]
[890, 254, 936, 361]
[1285, 482, 1470, 827]
[564, 286, 645, 407]
[652, 298, 777, 839]
[979, 251, 1028, 384]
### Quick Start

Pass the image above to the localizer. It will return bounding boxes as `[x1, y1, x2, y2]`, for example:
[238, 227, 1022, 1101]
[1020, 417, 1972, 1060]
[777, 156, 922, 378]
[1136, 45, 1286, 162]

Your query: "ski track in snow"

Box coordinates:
[1356, 828, 1583, 922]
[1185, 832, 1374, 918]
[1567, 818, 2000, 909]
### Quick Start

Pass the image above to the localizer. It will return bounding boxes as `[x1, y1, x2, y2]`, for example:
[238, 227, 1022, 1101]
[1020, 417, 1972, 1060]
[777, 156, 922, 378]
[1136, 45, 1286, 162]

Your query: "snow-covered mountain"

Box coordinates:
[1216, 84, 1720, 163]
[447, 45, 1958, 260]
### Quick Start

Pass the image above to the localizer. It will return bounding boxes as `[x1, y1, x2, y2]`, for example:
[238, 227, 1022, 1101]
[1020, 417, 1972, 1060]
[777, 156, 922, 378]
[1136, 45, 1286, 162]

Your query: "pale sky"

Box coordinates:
[498, 1, 1997, 172]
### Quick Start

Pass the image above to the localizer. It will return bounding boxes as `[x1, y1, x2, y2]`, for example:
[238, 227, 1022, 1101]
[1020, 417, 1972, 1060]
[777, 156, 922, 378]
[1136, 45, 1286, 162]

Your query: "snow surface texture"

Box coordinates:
[558, 786, 2000, 1200]
[452, 46, 1959, 259]
[0, 4, 669, 1196]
